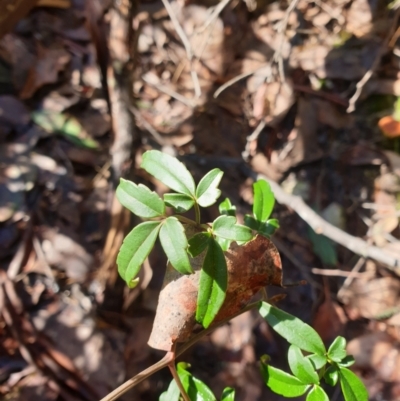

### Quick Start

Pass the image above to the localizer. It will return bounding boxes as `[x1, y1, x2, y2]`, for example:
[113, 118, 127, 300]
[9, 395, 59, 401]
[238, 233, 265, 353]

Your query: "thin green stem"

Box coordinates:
[175, 215, 198, 226]
[194, 203, 201, 225]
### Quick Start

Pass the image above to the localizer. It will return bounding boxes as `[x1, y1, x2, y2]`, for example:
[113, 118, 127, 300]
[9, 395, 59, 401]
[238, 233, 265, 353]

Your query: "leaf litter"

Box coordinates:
[2, 0, 400, 399]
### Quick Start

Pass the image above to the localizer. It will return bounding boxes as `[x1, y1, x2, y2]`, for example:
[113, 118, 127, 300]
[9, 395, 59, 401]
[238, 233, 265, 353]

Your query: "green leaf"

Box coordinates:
[141, 150, 195, 196]
[328, 336, 347, 362]
[159, 378, 180, 401]
[188, 232, 211, 257]
[244, 215, 260, 230]
[339, 367, 368, 401]
[324, 365, 339, 386]
[253, 180, 275, 221]
[339, 355, 355, 368]
[32, 111, 99, 149]
[117, 221, 161, 286]
[259, 302, 326, 355]
[219, 198, 236, 217]
[288, 345, 319, 384]
[196, 168, 223, 207]
[220, 387, 235, 401]
[164, 193, 195, 213]
[215, 236, 231, 252]
[116, 178, 165, 218]
[257, 219, 280, 237]
[212, 216, 253, 242]
[177, 363, 216, 401]
[260, 358, 310, 397]
[196, 238, 227, 328]
[307, 354, 327, 370]
[159, 217, 193, 274]
[306, 385, 329, 401]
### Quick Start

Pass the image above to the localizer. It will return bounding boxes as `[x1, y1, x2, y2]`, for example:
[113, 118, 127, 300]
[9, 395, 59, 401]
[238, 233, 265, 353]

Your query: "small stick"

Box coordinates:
[160, 0, 201, 98]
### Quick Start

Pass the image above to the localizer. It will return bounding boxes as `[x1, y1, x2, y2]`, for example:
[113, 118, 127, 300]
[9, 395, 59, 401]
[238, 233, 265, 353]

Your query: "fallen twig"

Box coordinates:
[160, 0, 202, 98]
[255, 173, 400, 274]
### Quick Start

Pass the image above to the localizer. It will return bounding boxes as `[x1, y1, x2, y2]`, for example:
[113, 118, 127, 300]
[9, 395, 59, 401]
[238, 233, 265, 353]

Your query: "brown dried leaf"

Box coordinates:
[148, 233, 282, 351]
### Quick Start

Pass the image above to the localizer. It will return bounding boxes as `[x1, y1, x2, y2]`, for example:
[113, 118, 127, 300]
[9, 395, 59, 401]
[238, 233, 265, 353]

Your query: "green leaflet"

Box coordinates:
[339, 367, 368, 401]
[327, 336, 347, 362]
[116, 178, 165, 218]
[196, 238, 227, 328]
[259, 302, 326, 355]
[164, 193, 194, 213]
[159, 217, 193, 275]
[117, 221, 161, 287]
[306, 385, 329, 401]
[288, 345, 319, 384]
[177, 363, 216, 401]
[196, 168, 223, 207]
[141, 150, 195, 196]
[219, 198, 236, 217]
[212, 215, 253, 242]
[260, 359, 310, 397]
[253, 180, 275, 222]
[220, 387, 235, 401]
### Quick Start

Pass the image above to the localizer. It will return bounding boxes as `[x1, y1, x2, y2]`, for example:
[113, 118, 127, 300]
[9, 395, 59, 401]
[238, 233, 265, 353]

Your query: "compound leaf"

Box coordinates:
[159, 217, 193, 275]
[141, 150, 195, 196]
[196, 238, 227, 328]
[259, 302, 326, 355]
[196, 168, 223, 207]
[117, 221, 161, 287]
[117, 178, 165, 218]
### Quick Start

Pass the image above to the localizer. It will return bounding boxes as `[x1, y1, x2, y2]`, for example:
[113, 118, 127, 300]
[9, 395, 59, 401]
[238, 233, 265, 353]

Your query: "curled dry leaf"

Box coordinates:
[148, 228, 282, 351]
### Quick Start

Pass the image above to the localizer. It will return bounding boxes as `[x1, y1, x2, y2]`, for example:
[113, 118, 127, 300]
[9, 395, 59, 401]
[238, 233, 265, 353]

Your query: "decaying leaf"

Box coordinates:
[148, 229, 282, 351]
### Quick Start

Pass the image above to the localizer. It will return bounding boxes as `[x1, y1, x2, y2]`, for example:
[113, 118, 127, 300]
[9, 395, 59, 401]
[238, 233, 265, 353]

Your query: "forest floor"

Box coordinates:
[1, 0, 400, 400]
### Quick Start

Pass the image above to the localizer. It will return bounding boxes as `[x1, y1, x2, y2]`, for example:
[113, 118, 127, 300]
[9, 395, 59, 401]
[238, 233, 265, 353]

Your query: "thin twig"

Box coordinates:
[142, 73, 195, 108]
[273, 0, 300, 83]
[214, 65, 271, 98]
[312, 267, 368, 278]
[130, 107, 167, 146]
[242, 120, 266, 161]
[253, 173, 400, 274]
[347, 8, 400, 113]
[160, 0, 201, 97]
[200, 0, 232, 32]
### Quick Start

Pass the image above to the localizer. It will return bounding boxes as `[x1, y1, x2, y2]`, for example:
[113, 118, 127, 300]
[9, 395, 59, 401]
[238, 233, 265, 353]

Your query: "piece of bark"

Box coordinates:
[148, 234, 282, 351]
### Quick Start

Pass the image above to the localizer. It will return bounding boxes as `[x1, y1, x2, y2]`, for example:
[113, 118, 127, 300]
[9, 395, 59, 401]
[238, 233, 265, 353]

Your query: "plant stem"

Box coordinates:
[168, 362, 191, 401]
[175, 215, 198, 226]
[194, 203, 201, 225]
[100, 301, 262, 401]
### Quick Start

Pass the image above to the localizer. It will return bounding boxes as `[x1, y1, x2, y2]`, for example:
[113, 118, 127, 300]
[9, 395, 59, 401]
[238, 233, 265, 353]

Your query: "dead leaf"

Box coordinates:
[148, 233, 282, 351]
[379, 115, 400, 138]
